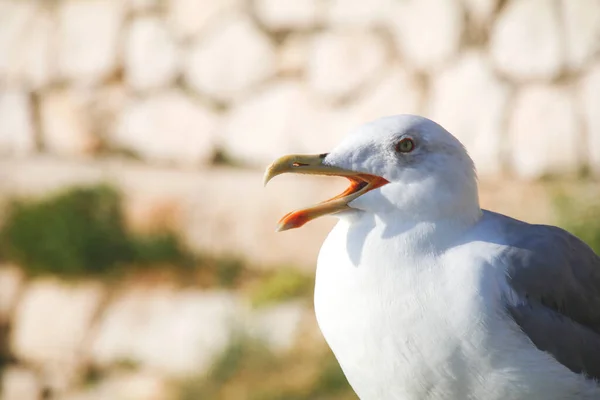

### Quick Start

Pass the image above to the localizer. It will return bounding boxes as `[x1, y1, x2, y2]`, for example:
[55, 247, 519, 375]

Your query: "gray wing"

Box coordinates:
[494, 212, 600, 380]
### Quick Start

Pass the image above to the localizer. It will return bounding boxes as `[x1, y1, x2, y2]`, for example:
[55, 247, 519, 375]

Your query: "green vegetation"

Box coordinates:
[0, 185, 190, 278]
[214, 257, 245, 287]
[250, 268, 314, 308]
[0, 183, 315, 302]
[178, 338, 356, 400]
[553, 192, 600, 254]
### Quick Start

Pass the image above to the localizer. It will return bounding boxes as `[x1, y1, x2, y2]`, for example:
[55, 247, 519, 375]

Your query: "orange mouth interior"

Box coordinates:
[277, 174, 389, 230]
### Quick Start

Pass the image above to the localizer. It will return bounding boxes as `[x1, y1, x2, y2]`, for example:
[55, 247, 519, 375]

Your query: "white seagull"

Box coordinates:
[264, 115, 600, 400]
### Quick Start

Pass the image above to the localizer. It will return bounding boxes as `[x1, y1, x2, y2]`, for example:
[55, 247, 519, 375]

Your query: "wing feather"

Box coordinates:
[495, 213, 600, 380]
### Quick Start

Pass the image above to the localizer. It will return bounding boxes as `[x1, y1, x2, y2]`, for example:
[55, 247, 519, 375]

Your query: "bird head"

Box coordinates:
[264, 115, 481, 231]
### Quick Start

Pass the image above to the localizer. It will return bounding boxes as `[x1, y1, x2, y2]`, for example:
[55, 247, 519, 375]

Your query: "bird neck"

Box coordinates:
[379, 178, 482, 227]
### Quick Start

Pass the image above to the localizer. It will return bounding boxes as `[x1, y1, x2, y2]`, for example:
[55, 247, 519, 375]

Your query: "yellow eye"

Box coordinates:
[395, 138, 415, 153]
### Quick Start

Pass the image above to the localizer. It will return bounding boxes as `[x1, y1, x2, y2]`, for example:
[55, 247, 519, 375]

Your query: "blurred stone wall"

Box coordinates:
[1, 0, 599, 177]
[1, 2, 599, 398]
[0, 0, 599, 267]
[0, 264, 312, 400]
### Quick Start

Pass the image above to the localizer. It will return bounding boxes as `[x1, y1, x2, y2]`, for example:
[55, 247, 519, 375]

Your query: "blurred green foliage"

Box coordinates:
[250, 268, 314, 308]
[554, 192, 600, 255]
[178, 337, 356, 400]
[214, 257, 245, 287]
[0, 185, 190, 278]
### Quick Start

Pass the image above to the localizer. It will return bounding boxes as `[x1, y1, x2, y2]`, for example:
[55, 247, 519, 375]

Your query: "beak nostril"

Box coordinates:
[292, 162, 309, 167]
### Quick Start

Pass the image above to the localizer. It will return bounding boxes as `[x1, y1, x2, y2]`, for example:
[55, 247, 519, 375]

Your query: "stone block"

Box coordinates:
[254, 0, 320, 30]
[124, 16, 179, 92]
[0, 2, 55, 89]
[57, 0, 124, 84]
[249, 301, 306, 352]
[113, 90, 219, 166]
[390, 0, 463, 70]
[561, 0, 600, 71]
[490, 0, 562, 81]
[428, 52, 510, 176]
[90, 288, 245, 376]
[40, 89, 100, 157]
[307, 30, 387, 102]
[326, 0, 395, 26]
[1, 367, 41, 400]
[222, 81, 339, 166]
[184, 14, 276, 102]
[168, 0, 241, 40]
[10, 280, 104, 391]
[0, 89, 36, 156]
[508, 85, 580, 178]
[61, 371, 168, 400]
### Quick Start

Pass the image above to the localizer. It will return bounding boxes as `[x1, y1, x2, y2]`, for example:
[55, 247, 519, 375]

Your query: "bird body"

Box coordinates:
[264, 115, 600, 399]
[315, 211, 600, 399]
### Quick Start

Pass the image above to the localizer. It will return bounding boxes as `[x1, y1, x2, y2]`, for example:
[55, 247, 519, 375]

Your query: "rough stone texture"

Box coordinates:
[307, 31, 387, 101]
[58, 0, 124, 85]
[1, 367, 42, 400]
[327, 0, 395, 26]
[0, 90, 36, 156]
[61, 371, 169, 400]
[249, 301, 306, 352]
[490, 0, 563, 81]
[580, 63, 600, 175]
[254, 0, 320, 30]
[0, 265, 24, 323]
[561, 0, 600, 71]
[509, 85, 580, 179]
[428, 52, 510, 176]
[40, 89, 100, 157]
[185, 14, 276, 102]
[10, 280, 104, 391]
[390, 0, 463, 70]
[462, 0, 499, 27]
[124, 17, 179, 92]
[168, 0, 241, 40]
[90, 288, 244, 376]
[113, 90, 218, 166]
[0, 2, 55, 89]
[223, 81, 344, 166]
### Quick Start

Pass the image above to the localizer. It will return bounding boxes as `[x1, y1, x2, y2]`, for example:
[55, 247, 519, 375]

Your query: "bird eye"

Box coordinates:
[395, 138, 415, 153]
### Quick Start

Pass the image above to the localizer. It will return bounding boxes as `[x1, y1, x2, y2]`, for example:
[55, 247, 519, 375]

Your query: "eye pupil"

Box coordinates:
[396, 138, 414, 153]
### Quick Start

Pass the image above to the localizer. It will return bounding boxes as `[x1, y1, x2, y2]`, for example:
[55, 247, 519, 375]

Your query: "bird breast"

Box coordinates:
[313, 218, 590, 400]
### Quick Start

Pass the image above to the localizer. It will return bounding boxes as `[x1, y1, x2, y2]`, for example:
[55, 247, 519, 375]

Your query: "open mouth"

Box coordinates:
[263, 154, 389, 231]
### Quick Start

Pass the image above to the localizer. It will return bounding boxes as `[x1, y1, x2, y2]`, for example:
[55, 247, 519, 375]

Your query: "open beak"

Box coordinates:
[264, 153, 389, 232]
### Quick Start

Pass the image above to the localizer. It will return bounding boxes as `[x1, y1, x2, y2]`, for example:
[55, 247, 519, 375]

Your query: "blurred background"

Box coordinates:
[0, 0, 599, 399]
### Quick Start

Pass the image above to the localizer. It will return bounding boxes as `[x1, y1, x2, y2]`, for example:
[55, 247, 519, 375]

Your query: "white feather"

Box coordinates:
[313, 115, 600, 399]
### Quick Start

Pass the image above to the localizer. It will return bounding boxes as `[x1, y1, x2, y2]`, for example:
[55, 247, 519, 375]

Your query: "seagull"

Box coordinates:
[263, 115, 600, 400]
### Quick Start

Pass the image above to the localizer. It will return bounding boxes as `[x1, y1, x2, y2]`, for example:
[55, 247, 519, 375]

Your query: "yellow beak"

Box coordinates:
[264, 154, 389, 231]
